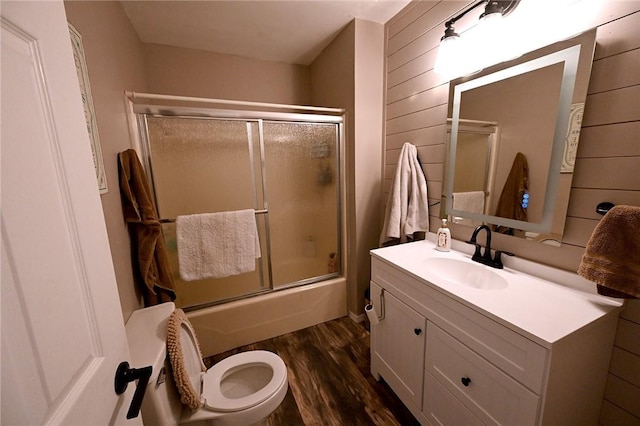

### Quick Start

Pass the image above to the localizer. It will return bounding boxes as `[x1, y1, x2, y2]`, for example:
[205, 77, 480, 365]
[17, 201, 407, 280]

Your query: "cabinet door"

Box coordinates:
[371, 282, 426, 410]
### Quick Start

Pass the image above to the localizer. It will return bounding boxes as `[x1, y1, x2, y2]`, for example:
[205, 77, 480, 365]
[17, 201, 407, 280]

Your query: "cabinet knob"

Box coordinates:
[461, 377, 471, 387]
[414, 328, 422, 335]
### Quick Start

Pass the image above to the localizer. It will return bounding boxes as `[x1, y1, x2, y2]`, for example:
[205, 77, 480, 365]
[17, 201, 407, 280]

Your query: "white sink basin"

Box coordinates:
[423, 257, 508, 290]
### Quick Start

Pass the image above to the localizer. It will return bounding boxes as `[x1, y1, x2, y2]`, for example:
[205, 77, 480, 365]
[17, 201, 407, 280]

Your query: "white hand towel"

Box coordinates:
[379, 143, 429, 246]
[176, 209, 261, 281]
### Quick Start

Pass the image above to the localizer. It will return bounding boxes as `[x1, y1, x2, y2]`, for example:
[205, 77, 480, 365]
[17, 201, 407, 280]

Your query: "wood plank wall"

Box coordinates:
[382, 2, 640, 424]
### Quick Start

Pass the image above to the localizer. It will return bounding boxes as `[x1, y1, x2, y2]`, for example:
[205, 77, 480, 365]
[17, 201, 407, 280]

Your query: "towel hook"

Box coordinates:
[596, 202, 615, 216]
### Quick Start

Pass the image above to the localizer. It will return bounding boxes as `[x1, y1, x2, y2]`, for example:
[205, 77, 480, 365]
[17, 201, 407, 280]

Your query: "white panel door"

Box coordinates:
[1, 1, 142, 425]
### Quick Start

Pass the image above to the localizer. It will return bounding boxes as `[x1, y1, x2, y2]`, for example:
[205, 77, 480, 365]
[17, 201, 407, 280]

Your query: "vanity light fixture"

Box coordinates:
[434, 0, 521, 77]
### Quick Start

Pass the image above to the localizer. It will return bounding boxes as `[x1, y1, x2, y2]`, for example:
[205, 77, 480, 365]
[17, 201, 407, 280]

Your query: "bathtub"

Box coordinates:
[186, 277, 347, 356]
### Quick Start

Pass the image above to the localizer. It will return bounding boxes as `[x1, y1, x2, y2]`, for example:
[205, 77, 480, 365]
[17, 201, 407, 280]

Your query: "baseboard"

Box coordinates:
[349, 311, 366, 323]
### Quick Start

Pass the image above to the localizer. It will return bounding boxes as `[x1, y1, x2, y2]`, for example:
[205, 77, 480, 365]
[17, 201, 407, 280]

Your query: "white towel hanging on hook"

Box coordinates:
[379, 143, 429, 246]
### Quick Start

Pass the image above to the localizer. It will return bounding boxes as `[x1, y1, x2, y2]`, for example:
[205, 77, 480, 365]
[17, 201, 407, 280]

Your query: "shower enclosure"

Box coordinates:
[133, 97, 344, 310]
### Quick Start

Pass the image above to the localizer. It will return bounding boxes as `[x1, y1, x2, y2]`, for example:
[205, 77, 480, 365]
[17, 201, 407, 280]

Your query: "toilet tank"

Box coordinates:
[125, 302, 183, 426]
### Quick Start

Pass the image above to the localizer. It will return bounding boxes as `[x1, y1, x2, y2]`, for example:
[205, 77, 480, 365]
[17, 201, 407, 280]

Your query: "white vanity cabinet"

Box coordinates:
[370, 242, 622, 426]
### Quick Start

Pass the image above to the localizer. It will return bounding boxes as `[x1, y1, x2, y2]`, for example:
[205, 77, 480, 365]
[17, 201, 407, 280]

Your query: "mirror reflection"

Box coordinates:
[443, 29, 597, 245]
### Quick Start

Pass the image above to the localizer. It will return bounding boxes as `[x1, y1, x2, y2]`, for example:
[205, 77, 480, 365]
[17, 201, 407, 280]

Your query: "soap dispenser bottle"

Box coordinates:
[436, 219, 451, 252]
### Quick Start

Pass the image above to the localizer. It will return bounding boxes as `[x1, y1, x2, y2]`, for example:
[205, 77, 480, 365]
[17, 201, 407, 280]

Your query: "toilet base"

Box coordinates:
[180, 379, 288, 426]
[182, 415, 268, 426]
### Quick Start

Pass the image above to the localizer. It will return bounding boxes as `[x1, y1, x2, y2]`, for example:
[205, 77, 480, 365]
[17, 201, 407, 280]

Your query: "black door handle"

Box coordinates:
[114, 361, 153, 419]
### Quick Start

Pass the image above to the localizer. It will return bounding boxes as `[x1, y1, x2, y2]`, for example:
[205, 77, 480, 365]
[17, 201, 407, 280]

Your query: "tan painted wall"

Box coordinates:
[143, 43, 311, 105]
[310, 19, 385, 317]
[64, 0, 148, 321]
[353, 20, 385, 317]
[383, 2, 640, 423]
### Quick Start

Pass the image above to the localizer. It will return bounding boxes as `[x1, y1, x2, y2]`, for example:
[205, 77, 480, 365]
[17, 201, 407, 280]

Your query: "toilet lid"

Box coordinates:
[177, 321, 207, 395]
[202, 350, 287, 412]
[167, 308, 208, 409]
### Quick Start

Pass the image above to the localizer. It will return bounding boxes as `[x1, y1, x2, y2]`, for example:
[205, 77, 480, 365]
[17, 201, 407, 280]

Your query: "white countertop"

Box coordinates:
[370, 239, 623, 346]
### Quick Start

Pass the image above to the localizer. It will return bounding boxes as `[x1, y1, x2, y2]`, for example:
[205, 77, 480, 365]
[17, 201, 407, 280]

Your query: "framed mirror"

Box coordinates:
[442, 29, 597, 245]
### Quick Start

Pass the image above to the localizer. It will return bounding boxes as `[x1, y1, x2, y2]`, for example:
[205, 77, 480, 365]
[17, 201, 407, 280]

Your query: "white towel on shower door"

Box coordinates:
[176, 209, 261, 281]
[452, 191, 485, 214]
[451, 191, 485, 227]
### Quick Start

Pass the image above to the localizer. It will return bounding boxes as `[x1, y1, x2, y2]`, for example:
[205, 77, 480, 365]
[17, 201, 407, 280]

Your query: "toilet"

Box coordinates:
[124, 302, 288, 426]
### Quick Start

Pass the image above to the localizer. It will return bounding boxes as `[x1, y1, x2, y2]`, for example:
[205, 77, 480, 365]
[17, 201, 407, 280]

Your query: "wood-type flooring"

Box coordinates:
[205, 317, 420, 426]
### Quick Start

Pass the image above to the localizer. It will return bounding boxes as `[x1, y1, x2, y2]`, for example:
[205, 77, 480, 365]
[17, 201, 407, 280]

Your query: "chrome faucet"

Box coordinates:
[466, 225, 514, 269]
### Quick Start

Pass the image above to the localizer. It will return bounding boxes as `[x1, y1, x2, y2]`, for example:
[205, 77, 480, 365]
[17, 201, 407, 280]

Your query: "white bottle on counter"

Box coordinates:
[436, 218, 451, 252]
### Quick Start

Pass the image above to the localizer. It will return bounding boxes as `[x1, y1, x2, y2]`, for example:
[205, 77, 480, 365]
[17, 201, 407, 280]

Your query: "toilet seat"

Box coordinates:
[167, 308, 288, 417]
[202, 350, 287, 412]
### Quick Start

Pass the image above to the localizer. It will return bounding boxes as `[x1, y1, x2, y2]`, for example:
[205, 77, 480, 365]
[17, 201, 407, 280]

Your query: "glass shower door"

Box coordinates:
[262, 121, 340, 287]
[145, 116, 268, 308]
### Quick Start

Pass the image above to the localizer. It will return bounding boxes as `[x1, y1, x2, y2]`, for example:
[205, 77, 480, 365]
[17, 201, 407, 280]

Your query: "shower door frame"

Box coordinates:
[129, 98, 345, 310]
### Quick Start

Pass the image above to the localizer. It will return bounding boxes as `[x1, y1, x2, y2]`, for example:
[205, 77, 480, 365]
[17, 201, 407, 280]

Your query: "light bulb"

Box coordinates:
[434, 33, 461, 77]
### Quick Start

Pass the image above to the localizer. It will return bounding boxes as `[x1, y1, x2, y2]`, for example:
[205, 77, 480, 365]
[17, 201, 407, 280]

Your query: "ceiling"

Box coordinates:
[120, 0, 412, 66]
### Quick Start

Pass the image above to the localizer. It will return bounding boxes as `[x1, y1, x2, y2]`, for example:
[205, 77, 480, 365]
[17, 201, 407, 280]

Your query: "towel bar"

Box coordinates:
[596, 202, 615, 216]
[160, 209, 268, 223]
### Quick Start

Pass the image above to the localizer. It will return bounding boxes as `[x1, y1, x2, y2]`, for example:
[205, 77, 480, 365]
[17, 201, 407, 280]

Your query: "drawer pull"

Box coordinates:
[461, 377, 472, 387]
[414, 328, 422, 335]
